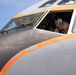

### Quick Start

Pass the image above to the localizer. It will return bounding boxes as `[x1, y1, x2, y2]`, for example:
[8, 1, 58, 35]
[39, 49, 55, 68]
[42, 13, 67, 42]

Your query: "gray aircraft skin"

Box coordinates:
[0, 0, 76, 75]
[4, 33, 76, 75]
[0, 28, 63, 71]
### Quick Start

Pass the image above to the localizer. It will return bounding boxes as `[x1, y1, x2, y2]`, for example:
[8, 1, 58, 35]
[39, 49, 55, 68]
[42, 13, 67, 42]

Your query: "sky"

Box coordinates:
[0, 0, 41, 30]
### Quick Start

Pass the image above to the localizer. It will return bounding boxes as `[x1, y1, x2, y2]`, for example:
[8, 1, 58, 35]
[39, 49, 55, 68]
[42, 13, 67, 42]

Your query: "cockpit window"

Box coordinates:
[5, 21, 17, 30]
[3, 12, 44, 32]
[39, 0, 56, 8]
[37, 10, 73, 34]
[58, 0, 76, 5]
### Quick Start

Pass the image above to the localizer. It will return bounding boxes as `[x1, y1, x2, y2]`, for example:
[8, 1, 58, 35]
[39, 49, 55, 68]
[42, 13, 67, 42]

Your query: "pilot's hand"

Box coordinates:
[54, 28, 59, 32]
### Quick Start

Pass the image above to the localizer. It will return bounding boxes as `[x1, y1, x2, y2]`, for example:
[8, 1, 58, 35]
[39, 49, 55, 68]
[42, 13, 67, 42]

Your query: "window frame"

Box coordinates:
[67, 9, 76, 34]
[36, 10, 73, 34]
[1, 12, 45, 33]
[71, 9, 76, 33]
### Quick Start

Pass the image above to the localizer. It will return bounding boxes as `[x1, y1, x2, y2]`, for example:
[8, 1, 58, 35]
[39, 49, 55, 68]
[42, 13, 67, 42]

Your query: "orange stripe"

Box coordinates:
[36, 33, 76, 48]
[51, 5, 76, 11]
[14, 13, 24, 18]
[1, 50, 32, 75]
[1, 33, 76, 75]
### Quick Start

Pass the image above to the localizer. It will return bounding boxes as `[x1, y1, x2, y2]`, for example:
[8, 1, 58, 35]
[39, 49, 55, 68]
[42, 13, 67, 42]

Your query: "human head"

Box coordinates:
[55, 18, 63, 30]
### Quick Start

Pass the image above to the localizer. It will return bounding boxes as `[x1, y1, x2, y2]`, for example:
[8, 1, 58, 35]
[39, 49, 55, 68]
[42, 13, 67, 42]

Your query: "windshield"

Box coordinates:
[39, 0, 56, 8]
[3, 12, 44, 32]
[58, 0, 76, 5]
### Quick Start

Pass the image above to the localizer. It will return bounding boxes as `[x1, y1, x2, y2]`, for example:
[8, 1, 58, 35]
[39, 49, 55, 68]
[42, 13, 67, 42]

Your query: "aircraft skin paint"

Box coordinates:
[0, 29, 63, 71]
[0, 0, 76, 75]
[1, 32, 76, 75]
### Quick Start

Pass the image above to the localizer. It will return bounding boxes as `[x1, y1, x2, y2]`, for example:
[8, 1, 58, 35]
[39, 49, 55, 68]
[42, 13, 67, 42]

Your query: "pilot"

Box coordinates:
[54, 18, 63, 33]
[54, 18, 69, 34]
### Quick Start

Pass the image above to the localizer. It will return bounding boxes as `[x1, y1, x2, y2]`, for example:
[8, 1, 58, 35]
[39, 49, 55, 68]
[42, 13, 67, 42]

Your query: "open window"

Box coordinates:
[37, 10, 73, 34]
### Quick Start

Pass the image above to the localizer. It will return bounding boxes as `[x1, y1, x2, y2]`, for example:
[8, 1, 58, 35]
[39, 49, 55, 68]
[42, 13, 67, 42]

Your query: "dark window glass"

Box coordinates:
[58, 0, 75, 5]
[39, 0, 56, 8]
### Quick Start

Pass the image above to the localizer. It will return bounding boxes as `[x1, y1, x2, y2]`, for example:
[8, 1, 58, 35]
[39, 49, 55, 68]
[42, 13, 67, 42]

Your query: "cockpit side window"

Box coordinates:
[2, 12, 44, 33]
[5, 21, 16, 30]
[37, 10, 73, 34]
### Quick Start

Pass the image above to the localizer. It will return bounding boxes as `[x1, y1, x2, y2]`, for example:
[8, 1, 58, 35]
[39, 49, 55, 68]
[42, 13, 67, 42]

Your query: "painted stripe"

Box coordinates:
[1, 33, 76, 75]
[14, 13, 24, 18]
[41, 8, 47, 11]
[51, 5, 76, 11]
